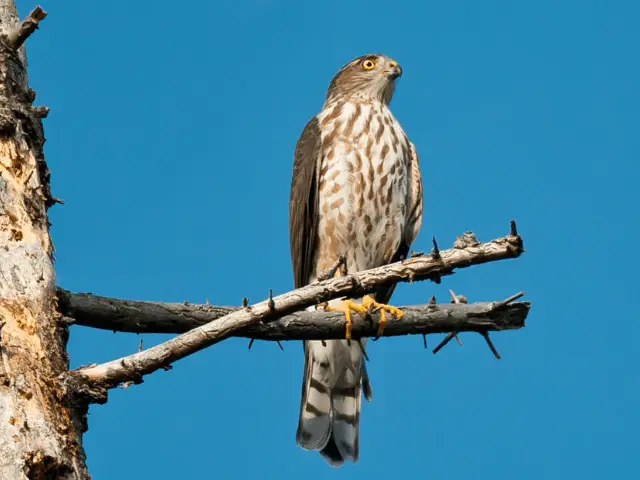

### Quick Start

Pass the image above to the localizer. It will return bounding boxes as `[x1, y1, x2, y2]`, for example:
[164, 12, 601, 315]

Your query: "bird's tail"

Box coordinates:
[319, 381, 362, 467]
[296, 341, 372, 467]
[296, 345, 334, 455]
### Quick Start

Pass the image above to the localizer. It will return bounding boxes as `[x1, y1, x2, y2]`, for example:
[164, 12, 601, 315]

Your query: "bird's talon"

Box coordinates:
[362, 295, 404, 337]
[325, 299, 367, 341]
[375, 310, 388, 338]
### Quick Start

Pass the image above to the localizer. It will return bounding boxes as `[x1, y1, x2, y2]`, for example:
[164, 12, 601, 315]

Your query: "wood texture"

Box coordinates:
[57, 288, 237, 334]
[56, 288, 529, 339]
[4, 6, 46, 50]
[0, 3, 88, 478]
[63, 230, 524, 401]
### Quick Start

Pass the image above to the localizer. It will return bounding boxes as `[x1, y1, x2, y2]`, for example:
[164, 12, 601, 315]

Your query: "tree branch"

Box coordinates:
[4, 6, 47, 50]
[60, 228, 524, 403]
[57, 289, 528, 339]
[58, 228, 523, 335]
[56, 289, 237, 334]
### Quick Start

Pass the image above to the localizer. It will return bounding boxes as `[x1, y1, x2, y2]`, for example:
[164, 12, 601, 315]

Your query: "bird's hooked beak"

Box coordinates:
[385, 61, 402, 79]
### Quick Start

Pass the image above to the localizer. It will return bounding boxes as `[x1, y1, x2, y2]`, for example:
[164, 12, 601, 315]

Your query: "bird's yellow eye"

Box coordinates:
[362, 59, 376, 70]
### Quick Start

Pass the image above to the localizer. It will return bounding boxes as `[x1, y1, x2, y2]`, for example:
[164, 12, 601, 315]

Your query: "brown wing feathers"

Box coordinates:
[289, 117, 322, 289]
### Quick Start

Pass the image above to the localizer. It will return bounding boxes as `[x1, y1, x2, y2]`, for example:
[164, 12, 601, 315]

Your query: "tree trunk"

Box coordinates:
[0, 2, 88, 478]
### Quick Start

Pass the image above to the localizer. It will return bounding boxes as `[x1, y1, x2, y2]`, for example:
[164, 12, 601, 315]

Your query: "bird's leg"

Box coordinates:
[316, 257, 365, 340]
[323, 300, 367, 341]
[362, 295, 404, 337]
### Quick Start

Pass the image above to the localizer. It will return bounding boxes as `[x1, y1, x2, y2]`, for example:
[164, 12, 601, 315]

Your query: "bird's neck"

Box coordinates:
[323, 95, 388, 110]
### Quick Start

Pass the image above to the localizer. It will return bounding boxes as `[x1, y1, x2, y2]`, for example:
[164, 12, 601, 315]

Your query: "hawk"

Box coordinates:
[289, 54, 423, 466]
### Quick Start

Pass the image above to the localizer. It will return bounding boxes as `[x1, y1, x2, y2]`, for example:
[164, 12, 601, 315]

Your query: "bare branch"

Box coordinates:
[57, 290, 527, 359]
[432, 288, 519, 358]
[510, 219, 519, 237]
[267, 288, 275, 311]
[56, 289, 237, 333]
[490, 291, 526, 311]
[62, 298, 528, 403]
[58, 292, 528, 340]
[60, 230, 525, 400]
[58, 230, 524, 335]
[317, 255, 346, 281]
[5, 6, 47, 50]
[431, 236, 440, 258]
[480, 331, 502, 359]
[432, 332, 458, 354]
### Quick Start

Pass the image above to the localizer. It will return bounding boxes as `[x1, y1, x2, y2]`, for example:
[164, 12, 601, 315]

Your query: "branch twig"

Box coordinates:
[60, 228, 525, 402]
[432, 289, 467, 353]
[432, 289, 526, 359]
[480, 332, 501, 359]
[479, 289, 526, 360]
[317, 255, 347, 281]
[490, 291, 525, 311]
[5, 6, 47, 50]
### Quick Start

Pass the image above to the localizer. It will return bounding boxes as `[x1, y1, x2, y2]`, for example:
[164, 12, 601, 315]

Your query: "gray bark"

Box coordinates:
[0, 3, 88, 478]
[57, 288, 237, 334]
[56, 288, 529, 339]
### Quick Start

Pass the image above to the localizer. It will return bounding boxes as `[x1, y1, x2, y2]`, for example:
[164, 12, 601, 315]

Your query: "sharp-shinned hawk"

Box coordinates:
[289, 53, 423, 466]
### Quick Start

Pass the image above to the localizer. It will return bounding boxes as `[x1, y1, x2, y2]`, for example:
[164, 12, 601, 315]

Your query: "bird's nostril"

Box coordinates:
[389, 61, 397, 67]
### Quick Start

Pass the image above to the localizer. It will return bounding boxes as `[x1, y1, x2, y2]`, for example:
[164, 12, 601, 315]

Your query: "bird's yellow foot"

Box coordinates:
[362, 295, 404, 337]
[323, 300, 367, 341]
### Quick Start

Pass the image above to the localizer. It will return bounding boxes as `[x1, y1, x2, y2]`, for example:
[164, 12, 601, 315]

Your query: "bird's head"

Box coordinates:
[325, 54, 402, 106]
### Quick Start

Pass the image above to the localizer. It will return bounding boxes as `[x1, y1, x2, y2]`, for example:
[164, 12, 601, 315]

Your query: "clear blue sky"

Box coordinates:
[18, 0, 638, 478]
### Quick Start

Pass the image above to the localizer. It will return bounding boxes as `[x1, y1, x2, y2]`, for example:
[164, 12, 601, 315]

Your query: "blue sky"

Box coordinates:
[17, 0, 638, 478]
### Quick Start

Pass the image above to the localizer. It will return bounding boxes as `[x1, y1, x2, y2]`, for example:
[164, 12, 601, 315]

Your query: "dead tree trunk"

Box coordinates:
[0, 3, 89, 478]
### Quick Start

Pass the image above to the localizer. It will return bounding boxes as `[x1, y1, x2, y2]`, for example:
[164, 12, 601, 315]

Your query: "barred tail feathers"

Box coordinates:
[296, 344, 332, 451]
[297, 339, 369, 467]
[320, 384, 361, 466]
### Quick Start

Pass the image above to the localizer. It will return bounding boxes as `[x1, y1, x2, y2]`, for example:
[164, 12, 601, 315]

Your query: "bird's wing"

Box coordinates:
[404, 140, 424, 247]
[374, 140, 423, 304]
[291, 116, 337, 454]
[289, 116, 322, 289]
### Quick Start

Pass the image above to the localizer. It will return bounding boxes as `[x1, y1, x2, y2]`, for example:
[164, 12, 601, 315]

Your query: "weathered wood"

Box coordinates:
[4, 6, 46, 50]
[62, 230, 524, 401]
[56, 288, 528, 339]
[0, 3, 89, 478]
[56, 288, 237, 334]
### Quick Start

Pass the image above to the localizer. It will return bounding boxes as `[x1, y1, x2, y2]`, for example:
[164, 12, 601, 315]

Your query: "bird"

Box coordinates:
[288, 53, 423, 466]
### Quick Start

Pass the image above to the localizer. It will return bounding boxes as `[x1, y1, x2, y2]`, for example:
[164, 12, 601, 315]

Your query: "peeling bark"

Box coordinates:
[0, 2, 88, 478]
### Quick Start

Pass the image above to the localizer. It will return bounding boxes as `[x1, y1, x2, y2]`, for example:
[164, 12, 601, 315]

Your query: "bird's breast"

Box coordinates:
[314, 101, 411, 274]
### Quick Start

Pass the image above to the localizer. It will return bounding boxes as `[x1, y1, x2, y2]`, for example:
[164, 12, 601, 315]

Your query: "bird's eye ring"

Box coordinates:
[362, 59, 376, 70]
